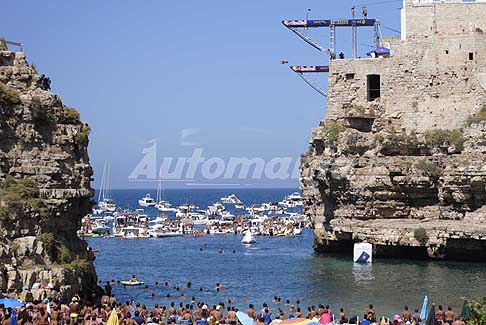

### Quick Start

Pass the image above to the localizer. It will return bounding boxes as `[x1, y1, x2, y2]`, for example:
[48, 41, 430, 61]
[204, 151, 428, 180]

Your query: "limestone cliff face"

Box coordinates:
[0, 39, 98, 298]
[300, 1, 486, 261]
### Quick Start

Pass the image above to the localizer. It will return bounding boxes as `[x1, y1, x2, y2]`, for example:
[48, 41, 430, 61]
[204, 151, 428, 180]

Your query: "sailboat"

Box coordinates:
[96, 162, 116, 213]
[155, 178, 177, 212]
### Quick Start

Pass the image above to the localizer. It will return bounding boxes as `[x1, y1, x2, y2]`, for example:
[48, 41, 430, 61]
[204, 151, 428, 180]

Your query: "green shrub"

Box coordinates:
[468, 297, 486, 324]
[0, 176, 47, 221]
[64, 107, 80, 123]
[414, 227, 429, 245]
[76, 124, 91, 144]
[62, 258, 88, 272]
[37, 232, 55, 252]
[322, 123, 346, 142]
[57, 243, 72, 264]
[466, 106, 486, 126]
[425, 129, 465, 151]
[416, 160, 443, 178]
[10, 241, 20, 254]
[0, 84, 21, 105]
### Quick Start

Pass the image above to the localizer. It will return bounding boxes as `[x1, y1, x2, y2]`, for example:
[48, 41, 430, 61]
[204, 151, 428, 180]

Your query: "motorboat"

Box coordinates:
[220, 194, 242, 204]
[138, 194, 156, 207]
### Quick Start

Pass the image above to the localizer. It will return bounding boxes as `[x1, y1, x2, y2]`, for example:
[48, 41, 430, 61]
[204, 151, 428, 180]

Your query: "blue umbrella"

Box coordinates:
[10, 309, 17, 325]
[420, 295, 428, 320]
[0, 298, 24, 309]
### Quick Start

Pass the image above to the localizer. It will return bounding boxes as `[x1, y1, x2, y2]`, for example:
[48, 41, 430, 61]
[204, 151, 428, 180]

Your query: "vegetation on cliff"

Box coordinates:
[424, 129, 465, 151]
[466, 105, 486, 126]
[468, 297, 486, 324]
[0, 83, 21, 105]
[323, 122, 346, 142]
[0, 176, 48, 223]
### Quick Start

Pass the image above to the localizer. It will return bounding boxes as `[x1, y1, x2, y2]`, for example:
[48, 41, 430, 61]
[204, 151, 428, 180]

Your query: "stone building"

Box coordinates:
[301, 0, 486, 260]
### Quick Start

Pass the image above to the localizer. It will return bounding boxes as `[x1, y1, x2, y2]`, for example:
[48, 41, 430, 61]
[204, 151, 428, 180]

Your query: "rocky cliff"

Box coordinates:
[0, 38, 99, 298]
[301, 112, 486, 261]
[300, 1, 486, 261]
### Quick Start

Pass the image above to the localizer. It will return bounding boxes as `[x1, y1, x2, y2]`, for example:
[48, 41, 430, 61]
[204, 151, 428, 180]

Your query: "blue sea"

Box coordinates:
[88, 189, 486, 318]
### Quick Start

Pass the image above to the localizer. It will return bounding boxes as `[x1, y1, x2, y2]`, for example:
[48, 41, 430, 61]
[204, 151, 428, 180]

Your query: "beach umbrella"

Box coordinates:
[420, 295, 429, 320]
[426, 304, 436, 325]
[9, 310, 17, 325]
[279, 318, 318, 325]
[236, 311, 255, 325]
[106, 310, 118, 325]
[460, 300, 470, 321]
[0, 298, 24, 309]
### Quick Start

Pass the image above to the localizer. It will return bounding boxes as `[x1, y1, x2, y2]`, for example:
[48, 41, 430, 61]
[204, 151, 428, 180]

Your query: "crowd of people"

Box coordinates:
[0, 286, 468, 325]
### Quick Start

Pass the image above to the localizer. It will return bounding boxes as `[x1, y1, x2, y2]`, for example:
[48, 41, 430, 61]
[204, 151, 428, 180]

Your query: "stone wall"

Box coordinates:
[0, 38, 99, 299]
[301, 1, 486, 260]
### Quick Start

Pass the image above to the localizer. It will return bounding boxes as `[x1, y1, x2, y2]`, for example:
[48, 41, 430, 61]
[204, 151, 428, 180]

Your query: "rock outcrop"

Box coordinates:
[0, 38, 98, 298]
[300, 1, 486, 261]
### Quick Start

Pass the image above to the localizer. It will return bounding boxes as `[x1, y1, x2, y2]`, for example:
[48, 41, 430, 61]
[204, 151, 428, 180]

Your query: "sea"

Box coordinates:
[87, 188, 486, 319]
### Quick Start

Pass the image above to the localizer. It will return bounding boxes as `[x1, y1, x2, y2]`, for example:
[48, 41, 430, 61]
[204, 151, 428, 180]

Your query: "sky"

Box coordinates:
[2, 0, 403, 189]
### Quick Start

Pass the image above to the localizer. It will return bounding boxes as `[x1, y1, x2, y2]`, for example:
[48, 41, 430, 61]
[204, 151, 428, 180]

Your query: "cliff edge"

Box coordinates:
[300, 1, 486, 261]
[0, 38, 98, 298]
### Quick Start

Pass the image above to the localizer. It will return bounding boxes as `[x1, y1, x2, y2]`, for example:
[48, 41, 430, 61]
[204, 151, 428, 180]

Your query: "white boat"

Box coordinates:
[96, 162, 117, 212]
[288, 192, 303, 201]
[138, 193, 156, 207]
[154, 178, 177, 211]
[156, 201, 177, 212]
[121, 281, 144, 286]
[116, 226, 147, 239]
[157, 231, 184, 238]
[220, 194, 242, 204]
[241, 231, 256, 244]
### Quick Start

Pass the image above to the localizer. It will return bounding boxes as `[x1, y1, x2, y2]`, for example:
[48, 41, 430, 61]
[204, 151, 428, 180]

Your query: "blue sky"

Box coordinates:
[2, 0, 402, 188]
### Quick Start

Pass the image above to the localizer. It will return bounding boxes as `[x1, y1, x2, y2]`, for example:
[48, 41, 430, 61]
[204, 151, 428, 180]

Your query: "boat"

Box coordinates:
[156, 201, 177, 212]
[121, 281, 144, 286]
[96, 162, 117, 212]
[157, 231, 184, 238]
[138, 193, 156, 207]
[241, 230, 256, 244]
[155, 178, 177, 212]
[220, 194, 242, 204]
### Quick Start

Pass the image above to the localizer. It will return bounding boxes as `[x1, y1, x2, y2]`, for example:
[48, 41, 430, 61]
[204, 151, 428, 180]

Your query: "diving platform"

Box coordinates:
[290, 66, 329, 97]
[282, 18, 381, 58]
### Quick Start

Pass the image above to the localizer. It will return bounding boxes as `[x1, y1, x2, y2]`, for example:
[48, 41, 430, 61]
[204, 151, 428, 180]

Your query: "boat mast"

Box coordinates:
[98, 161, 107, 203]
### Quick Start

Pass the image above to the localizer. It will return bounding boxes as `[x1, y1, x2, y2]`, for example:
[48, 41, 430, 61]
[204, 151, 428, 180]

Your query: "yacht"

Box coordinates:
[138, 193, 156, 207]
[156, 200, 177, 212]
[220, 194, 242, 204]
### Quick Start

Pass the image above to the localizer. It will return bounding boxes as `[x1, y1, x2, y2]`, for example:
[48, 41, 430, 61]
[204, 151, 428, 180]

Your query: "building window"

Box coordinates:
[367, 74, 381, 101]
[469, 52, 474, 60]
[346, 73, 355, 80]
[445, 50, 449, 54]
